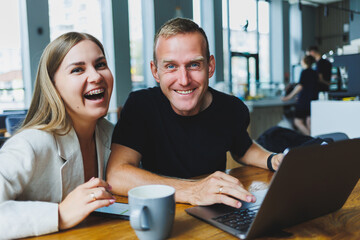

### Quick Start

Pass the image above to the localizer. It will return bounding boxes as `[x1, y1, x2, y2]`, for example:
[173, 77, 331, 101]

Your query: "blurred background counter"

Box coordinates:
[245, 98, 295, 139]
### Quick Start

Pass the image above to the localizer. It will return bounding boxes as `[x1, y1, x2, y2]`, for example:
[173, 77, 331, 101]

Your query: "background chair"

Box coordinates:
[0, 136, 8, 148]
[314, 132, 349, 142]
[2, 109, 27, 115]
[5, 114, 26, 136]
[0, 110, 28, 136]
[0, 114, 7, 135]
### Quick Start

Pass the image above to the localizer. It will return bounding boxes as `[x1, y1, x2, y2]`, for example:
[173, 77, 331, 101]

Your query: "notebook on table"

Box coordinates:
[186, 139, 360, 239]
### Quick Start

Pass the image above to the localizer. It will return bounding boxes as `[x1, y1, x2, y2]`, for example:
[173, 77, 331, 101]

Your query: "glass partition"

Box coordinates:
[0, 0, 24, 112]
[128, 0, 145, 90]
[223, 0, 270, 99]
[48, 0, 103, 42]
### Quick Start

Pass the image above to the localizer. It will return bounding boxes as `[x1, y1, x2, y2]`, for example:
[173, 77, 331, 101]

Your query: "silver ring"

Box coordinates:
[90, 192, 96, 201]
[218, 187, 223, 194]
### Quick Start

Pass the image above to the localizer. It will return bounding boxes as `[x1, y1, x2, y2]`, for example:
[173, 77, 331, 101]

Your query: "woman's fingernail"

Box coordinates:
[109, 199, 116, 204]
[90, 177, 95, 181]
[108, 184, 112, 190]
[246, 196, 252, 202]
[237, 202, 242, 208]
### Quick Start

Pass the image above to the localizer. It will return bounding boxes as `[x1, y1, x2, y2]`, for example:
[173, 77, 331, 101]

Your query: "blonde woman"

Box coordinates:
[0, 32, 115, 238]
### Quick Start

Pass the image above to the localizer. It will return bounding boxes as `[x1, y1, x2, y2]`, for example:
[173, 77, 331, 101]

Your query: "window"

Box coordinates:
[0, 0, 24, 112]
[223, 0, 270, 99]
[128, 0, 145, 90]
[258, 1, 270, 84]
[193, 0, 201, 26]
[48, 0, 103, 42]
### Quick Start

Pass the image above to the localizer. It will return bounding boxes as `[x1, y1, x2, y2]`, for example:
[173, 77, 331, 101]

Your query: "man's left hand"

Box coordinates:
[272, 153, 284, 171]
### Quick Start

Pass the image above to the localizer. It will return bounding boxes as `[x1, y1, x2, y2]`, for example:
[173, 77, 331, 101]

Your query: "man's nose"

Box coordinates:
[178, 67, 190, 86]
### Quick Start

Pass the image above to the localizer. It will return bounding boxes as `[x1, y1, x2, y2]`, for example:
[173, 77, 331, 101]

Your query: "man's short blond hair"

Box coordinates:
[153, 18, 210, 66]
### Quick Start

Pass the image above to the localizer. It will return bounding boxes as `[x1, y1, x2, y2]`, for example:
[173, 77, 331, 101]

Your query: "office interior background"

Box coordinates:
[1, 0, 360, 126]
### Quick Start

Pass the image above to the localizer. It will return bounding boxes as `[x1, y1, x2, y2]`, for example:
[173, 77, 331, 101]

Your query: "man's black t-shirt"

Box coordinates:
[316, 58, 332, 91]
[296, 68, 319, 113]
[112, 87, 253, 178]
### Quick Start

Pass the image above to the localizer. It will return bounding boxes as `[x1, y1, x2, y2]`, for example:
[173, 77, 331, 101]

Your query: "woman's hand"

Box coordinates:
[58, 177, 115, 230]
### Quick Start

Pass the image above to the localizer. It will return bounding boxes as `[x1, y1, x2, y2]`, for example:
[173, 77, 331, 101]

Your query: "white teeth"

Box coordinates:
[175, 89, 194, 94]
[85, 88, 104, 96]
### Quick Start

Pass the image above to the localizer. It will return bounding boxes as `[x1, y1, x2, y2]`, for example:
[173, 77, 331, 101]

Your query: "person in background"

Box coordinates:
[107, 18, 284, 209]
[0, 32, 115, 239]
[282, 55, 319, 135]
[307, 46, 332, 92]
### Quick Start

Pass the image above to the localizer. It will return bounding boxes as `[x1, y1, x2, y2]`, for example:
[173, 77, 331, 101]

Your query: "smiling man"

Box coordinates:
[107, 18, 283, 208]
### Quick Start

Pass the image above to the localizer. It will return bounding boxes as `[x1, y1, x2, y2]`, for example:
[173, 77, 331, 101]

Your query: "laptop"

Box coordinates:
[186, 139, 360, 239]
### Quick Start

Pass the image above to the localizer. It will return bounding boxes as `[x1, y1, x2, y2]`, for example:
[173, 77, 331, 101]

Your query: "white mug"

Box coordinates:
[128, 185, 175, 240]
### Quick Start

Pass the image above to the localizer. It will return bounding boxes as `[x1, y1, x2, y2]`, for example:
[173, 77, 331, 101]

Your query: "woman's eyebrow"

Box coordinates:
[65, 56, 105, 69]
[95, 56, 106, 62]
[66, 61, 85, 70]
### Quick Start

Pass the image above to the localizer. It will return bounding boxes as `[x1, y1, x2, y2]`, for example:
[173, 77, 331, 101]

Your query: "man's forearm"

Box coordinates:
[107, 163, 259, 208]
[236, 142, 271, 169]
[236, 142, 284, 171]
[106, 163, 195, 203]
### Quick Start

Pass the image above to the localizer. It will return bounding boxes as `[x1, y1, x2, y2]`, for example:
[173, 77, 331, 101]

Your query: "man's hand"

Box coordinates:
[181, 171, 256, 208]
[271, 153, 284, 171]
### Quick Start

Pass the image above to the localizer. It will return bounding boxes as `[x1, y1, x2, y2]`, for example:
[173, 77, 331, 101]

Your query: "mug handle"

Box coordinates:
[130, 205, 150, 231]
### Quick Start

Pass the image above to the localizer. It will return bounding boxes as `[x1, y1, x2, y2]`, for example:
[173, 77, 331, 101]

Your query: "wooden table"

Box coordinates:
[28, 166, 360, 239]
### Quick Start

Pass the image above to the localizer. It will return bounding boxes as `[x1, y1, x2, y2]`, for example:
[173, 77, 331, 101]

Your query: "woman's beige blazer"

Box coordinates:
[0, 118, 113, 239]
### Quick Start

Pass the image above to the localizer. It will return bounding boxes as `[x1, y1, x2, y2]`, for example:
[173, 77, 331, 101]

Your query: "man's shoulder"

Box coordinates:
[124, 87, 161, 109]
[210, 87, 247, 109]
[120, 87, 165, 120]
[211, 87, 237, 101]
[129, 87, 161, 99]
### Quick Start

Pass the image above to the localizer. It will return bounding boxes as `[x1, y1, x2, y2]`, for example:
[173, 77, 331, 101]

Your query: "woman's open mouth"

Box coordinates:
[84, 88, 105, 100]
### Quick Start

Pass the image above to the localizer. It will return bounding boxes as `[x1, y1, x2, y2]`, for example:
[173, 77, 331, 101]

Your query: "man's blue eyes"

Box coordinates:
[167, 65, 175, 69]
[166, 63, 200, 69]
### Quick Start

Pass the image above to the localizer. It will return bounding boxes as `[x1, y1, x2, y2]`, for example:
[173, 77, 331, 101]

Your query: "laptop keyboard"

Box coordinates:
[212, 206, 259, 232]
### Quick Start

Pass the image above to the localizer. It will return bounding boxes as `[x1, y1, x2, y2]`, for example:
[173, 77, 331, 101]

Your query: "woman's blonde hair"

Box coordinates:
[20, 32, 105, 135]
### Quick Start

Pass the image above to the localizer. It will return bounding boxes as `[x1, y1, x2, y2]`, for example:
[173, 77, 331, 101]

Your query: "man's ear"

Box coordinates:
[208, 55, 216, 78]
[150, 61, 160, 83]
